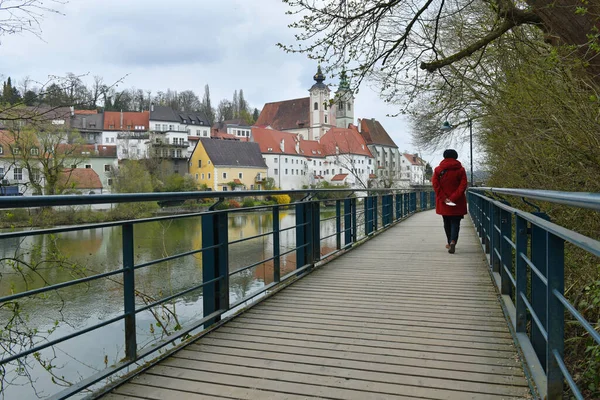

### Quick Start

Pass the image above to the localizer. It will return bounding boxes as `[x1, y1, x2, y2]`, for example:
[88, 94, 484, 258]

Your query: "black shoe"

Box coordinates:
[448, 242, 456, 254]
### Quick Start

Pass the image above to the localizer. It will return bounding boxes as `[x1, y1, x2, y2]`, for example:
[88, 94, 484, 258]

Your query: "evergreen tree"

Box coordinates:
[252, 108, 260, 123]
[23, 90, 37, 106]
[238, 89, 248, 115]
[1, 77, 21, 104]
[200, 84, 216, 126]
[232, 90, 239, 119]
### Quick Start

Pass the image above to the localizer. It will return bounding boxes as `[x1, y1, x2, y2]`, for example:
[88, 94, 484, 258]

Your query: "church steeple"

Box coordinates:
[335, 68, 354, 129]
[309, 64, 331, 141]
[314, 65, 325, 84]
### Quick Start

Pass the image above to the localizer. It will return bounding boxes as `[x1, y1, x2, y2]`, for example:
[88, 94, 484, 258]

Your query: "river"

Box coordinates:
[0, 207, 350, 399]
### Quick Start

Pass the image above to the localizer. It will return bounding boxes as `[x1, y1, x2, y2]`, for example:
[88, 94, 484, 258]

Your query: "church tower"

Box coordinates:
[308, 65, 331, 141]
[335, 69, 354, 129]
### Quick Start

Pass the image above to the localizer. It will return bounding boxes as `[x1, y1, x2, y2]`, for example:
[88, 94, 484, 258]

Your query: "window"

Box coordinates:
[238, 172, 243, 179]
[203, 130, 208, 137]
[13, 168, 22, 180]
[85, 164, 92, 169]
[71, 164, 77, 169]
[198, 160, 202, 168]
[285, 158, 288, 163]
[155, 124, 161, 130]
[347, 103, 351, 111]
[325, 115, 328, 123]
[285, 169, 288, 175]
[222, 172, 227, 179]
[109, 124, 114, 129]
[208, 173, 211, 179]
[104, 165, 111, 172]
[250, 184, 254, 190]
[257, 184, 261, 190]
[108, 178, 113, 186]
[208, 160, 211, 164]
[169, 124, 174, 131]
[314, 102, 318, 110]
[274, 158, 278, 162]
[313, 161, 316, 166]
[126, 125, 132, 130]
[110, 137, 115, 143]
[296, 169, 299, 175]
[31, 169, 40, 182]
[12, 147, 20, 155]
[0, 167, 4, 178]
[30, 147, 39, 156]
[291, 170, 294, 175]
[274, 168, 278, 175]
[222, 186, 228, 191]
[368, 159, 372, 165]
[195, 173, 199, 180]
[201, 173, 205, 179]
[340, 169, 343, 174]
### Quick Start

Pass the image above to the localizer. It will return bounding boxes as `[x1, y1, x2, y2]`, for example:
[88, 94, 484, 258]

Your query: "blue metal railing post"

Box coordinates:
[311, 201, 321, 262]
[365, 196, 373, 235]
[343, 198, 352, 247]
[201, 211, 229, 327]
[531, 218, 549, 370]
[122, 223, 137, 361]
[491, 204, 499, 273]
[546, 233, 565, 398]
[296, 202, 308, 269]
[351, 197, 357, 243]
[335, 200, 342, 250]
[500, 209, 513, 297]
[395, 193, 401, 220]
[411, 192, 417, 212]
[273, 206, 281, 283]
[373, 196, 378, 231]
[515, 216, 528, 333]
[430, 191, 435, 209]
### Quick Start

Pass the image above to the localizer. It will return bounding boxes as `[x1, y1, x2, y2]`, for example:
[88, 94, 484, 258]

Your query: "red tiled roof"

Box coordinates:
[211, 131, 239, 140]
[59, 168, 103, 190]
[331, 173, 348, 181]
[0, 130, 41, 157]
[359, 118, 398, 148]
[369, 173, 377, 179]
[103, 111, 149, 131]
[75, 110, 98, 115]
[251, 127, 300, 155]
[299, 139, 326, 158]
[233, 179, 242, 184]
[255, 97, 310, 131]
[320, 126, 373, 158]
[403, 153, 425, 166]
[188, 136, 201, 140]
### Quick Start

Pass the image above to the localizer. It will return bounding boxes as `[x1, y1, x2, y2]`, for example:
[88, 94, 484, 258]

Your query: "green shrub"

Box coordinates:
[242, 198, 255, 208]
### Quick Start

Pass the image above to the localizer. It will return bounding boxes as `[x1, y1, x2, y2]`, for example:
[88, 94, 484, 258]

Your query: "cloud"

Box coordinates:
[0, 0, 433, 161]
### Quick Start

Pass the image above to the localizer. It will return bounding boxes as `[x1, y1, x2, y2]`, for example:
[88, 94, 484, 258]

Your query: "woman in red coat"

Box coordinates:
[431, 149, 468, 254]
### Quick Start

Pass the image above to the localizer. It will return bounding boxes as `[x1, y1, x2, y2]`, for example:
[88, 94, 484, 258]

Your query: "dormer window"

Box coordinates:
[30, 147, 39, 156]
[12, 147, 21, 155]
[267, 147, 273, 152]
[0, 145, 3, 154]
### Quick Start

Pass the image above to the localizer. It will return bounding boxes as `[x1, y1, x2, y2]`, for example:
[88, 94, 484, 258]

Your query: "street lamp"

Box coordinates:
[440, 117, 474, 187]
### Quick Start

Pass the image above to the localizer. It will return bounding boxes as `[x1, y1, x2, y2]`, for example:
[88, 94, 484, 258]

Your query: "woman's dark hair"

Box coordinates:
[443, 149, 458, 159]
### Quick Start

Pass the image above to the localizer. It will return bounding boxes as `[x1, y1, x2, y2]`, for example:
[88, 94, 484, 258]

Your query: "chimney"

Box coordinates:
[120, 110, 123, 129]
[70, 106, 75, 116]
[151, 103, 154, 112]
[295, 139, 300, 154]
[94, 143, 98, 154]
[280, 139, 285, 152]
[82, 117, 87, 128]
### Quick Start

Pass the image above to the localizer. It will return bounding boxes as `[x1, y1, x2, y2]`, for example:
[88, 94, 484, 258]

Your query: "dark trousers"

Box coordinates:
[442, 216, 462, 244]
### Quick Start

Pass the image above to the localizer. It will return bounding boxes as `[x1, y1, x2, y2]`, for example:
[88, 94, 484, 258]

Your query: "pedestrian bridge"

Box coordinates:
[1, 188, 598, 400]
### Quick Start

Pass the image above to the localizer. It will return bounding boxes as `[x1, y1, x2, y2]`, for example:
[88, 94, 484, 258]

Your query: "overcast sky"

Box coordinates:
[0, 0, 475, 167]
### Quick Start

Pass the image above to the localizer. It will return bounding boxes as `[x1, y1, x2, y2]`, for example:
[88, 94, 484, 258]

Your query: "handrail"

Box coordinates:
[468, 188, 600, 400]
[0, 188, 434, 399]
[470, 187, 600, 211]
[0, 188, 403, 209]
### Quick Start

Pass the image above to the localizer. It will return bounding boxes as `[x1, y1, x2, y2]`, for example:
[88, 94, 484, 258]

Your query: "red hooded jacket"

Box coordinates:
[432, 158, 468, 216]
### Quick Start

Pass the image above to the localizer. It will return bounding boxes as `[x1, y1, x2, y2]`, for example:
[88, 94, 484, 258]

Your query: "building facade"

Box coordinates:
[189, 138, 267, 191]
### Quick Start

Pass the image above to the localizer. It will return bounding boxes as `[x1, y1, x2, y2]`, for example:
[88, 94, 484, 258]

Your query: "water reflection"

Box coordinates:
[0, 207, 339, 399]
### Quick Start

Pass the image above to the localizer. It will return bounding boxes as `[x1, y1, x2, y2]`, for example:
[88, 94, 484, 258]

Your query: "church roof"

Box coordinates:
[255, 97, 310, 131]
[359, 118, 398, 148]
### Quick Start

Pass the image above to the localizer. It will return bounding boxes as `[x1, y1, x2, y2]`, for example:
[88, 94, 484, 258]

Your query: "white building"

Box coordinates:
[402, 153, 427, 185]
[149, 105, 210, 159]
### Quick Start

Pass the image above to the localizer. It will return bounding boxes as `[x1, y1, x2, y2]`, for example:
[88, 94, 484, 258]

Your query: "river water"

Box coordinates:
[0, 207, 345, 399]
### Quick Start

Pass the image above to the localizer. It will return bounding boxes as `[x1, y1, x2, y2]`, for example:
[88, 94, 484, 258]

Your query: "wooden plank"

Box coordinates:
[104, 211, 530, 400]
[177, 342, 526, 387]
[207, 328, 524, 374]
[147, 363, 518, 400]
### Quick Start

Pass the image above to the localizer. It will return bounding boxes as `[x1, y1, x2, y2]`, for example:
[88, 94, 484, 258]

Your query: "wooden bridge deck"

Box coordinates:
[103, 210, 531, 400]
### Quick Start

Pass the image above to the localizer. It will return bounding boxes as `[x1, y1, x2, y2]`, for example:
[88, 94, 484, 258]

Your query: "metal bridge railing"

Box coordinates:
[468, 187, 600, 400]
[0, 188, 434, 399]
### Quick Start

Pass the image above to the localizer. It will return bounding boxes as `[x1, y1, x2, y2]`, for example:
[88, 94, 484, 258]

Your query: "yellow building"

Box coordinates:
[189, 138, 268, 191]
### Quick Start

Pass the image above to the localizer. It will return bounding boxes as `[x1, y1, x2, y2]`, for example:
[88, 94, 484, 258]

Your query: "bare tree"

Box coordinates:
[0, 0, 66, 39]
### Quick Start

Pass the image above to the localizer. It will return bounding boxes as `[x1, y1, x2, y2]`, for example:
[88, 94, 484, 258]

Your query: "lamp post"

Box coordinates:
[440, 117, 474, 187]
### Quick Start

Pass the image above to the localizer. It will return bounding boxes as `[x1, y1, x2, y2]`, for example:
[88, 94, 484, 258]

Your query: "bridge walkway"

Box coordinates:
[102, 210, 531, 400]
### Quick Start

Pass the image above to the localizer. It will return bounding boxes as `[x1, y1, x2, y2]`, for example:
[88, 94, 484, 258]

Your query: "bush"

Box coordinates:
[271, 194, 291, 204]
[242, 198, 255, 208]
[228, 200, 241, 208]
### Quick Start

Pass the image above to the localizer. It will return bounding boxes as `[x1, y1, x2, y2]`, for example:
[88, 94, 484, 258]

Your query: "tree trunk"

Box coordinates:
[528, 0, 600, 78]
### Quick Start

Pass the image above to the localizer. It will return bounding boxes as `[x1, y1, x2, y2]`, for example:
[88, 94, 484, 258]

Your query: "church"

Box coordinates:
[255, 66, 354, 141]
